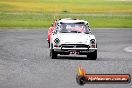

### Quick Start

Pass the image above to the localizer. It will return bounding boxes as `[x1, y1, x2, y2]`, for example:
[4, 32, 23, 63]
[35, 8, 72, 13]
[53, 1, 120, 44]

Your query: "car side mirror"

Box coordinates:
[52, 30, 57, 35]
[89, 31, 91, 34]
[89, 29, 91, 33]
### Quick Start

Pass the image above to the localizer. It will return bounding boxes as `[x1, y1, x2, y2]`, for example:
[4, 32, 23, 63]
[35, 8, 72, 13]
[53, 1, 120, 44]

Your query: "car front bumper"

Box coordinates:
[54, 47, 97, 54]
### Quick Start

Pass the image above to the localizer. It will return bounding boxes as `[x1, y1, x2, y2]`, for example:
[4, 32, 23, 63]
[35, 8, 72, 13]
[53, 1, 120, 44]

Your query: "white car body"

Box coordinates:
[50, 19, 97, 60]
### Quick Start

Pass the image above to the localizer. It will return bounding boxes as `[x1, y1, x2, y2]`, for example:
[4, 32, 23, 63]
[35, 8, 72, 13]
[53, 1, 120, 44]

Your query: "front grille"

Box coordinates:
[61, 44, 89, 48]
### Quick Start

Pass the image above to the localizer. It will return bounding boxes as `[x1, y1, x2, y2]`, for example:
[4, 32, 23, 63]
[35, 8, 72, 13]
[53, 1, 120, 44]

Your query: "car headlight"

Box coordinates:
[90, 39, 96, 48]
[90, 39, 95, 44]
[54, 38, 60, 44]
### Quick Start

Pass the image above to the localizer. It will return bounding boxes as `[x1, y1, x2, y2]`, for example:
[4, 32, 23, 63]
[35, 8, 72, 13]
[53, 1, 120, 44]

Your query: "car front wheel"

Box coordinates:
[87, 50, 97, 60]
[50, 49, 57, 59]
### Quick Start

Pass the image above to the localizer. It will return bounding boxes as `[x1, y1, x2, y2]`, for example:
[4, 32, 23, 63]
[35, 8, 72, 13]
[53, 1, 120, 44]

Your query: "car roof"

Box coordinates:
[58, 19, 88, 25]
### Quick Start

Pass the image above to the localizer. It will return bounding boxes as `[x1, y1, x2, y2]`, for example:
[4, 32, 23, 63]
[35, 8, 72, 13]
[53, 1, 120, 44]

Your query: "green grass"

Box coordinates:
[0, 0, 132, 13]
[0, 12, 132, 28]
[0, 0, 132, 28]
[0, 13, 52, 28]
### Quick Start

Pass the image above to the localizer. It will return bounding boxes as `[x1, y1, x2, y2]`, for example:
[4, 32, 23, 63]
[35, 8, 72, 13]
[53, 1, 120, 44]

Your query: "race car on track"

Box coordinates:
[49, 18, 97, 60]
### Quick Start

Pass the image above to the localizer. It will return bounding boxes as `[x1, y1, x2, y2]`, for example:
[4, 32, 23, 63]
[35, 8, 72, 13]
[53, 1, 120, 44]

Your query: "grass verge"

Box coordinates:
[0, 12, 132, 28]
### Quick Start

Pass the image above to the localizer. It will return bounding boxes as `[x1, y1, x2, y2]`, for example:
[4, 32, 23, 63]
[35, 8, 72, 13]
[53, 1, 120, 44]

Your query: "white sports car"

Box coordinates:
[50, 18, 97, 60]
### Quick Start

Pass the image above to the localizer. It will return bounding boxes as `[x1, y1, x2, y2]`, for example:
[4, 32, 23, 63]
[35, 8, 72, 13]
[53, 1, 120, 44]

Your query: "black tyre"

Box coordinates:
[87, 43, 97, 60]
[48, 42, 50, 48]
[86, 53, 90, 59]
[87, 50, 97, 60]
[50, 49, 57, 59]
[90, 50, 97, 60]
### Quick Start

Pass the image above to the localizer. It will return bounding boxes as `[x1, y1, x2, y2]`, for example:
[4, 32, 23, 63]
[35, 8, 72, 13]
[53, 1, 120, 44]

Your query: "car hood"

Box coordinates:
[56, 33, 95, 44]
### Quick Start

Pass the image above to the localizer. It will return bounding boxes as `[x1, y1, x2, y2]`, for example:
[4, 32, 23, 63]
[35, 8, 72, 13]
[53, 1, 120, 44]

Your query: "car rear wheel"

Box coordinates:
[48, 42, 50, 48]
[50, 49, 57, 59]
[87, 50, 97, 60]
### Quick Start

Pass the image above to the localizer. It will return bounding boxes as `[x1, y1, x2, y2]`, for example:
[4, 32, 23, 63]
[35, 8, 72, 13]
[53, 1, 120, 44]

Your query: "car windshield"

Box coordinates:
[59, 23, 89, 34]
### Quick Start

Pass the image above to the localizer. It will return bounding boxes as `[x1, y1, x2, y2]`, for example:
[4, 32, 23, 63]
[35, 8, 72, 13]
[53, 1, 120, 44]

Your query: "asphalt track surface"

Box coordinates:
[0, 28, 132, 88]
